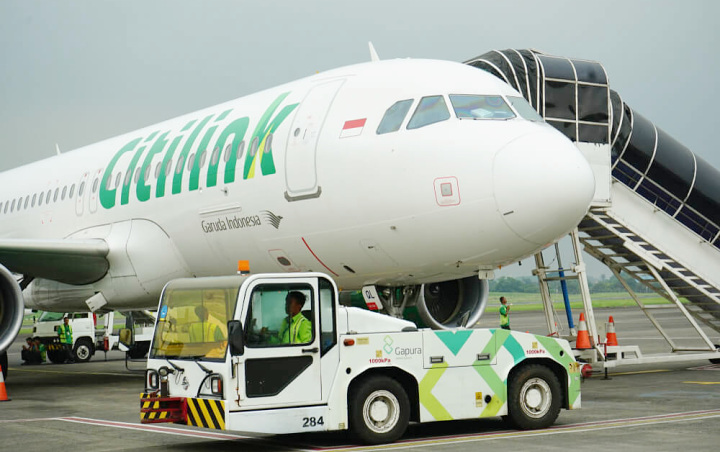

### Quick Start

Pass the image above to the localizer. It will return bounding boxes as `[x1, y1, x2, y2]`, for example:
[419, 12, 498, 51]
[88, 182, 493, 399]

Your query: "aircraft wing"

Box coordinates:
[0, 238, 109, 285]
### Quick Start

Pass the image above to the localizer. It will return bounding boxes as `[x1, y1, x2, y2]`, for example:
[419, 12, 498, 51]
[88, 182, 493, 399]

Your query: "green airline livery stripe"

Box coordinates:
[98, 92, 298, 209]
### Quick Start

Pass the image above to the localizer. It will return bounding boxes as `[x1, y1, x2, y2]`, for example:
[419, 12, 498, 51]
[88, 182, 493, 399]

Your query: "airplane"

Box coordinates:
[0, 56, 595, 377]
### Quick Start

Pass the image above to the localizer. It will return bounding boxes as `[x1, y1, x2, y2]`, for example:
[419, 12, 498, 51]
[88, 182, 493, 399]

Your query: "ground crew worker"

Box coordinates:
[263, 291, 312, 344]
[189, 306, 225, 342]
[21, 337, 41, 364]
[58, 316, 74, 363]
[499, 296, 511, 330]
[35, 338, 47, 363]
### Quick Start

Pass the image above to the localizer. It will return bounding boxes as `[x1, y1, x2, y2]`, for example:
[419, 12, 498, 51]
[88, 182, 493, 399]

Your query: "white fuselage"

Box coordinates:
[0, 59, 595, 312]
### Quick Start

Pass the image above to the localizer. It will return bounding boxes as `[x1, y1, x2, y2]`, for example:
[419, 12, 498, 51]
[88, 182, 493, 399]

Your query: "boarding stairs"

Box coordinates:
[579, 182, 720, 356]
[467, 48, 720, 366]
[534, 182, 720, 366]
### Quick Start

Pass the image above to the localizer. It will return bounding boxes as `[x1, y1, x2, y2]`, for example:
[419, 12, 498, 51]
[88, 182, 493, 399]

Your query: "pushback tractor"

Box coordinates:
[141, 272, 581, 444]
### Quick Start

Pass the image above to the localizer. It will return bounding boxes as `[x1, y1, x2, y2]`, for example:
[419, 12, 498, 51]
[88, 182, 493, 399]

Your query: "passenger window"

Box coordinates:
[187, 153, 195, 171]
[237, 141, 245, 160]
[24, 196, 30, 209]
[69, 184, 75, 198]
[407, 95, 451, 129]
[79, 182, 85, 197]
[377, 99, 413, 134]
[114, 173, 121, 189]
[244, 284, 314, 347]
[250, 137, 259, 157]
[210, 146, 220, 166]
[45, 190, 51, 204]
[223, 144, 231, 162]
[507, 96, 544, 122]
[53, 188, 59, 202]
[449, 95, 515, 120]
[31, 194, 36, 207]
[61, 186, 67, 200]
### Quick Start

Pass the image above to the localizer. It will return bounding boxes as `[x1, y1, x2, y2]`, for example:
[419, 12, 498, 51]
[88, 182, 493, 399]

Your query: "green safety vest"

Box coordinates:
[499, 305, 509, 327]
[38, 344, 47, 362]
[189, 321, 224, 342]
[277, 313, 311, 344]
[58, 324, 73, 344]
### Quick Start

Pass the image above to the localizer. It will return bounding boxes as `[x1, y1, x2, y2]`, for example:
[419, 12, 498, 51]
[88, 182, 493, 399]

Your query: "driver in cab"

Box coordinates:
[262, 291, 312, 344]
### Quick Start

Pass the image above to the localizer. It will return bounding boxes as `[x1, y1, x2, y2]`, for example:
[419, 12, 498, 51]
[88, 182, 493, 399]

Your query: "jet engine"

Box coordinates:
[0, 264, 25, 376]
[344, 276, 490, 330]
[415, 276, 489, 329]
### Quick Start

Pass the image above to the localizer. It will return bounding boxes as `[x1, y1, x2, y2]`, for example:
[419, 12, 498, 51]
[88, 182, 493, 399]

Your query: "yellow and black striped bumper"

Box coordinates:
[140, 393, 185, 424]
[140, 393, 225, 430]
[186, 397, 225, 430]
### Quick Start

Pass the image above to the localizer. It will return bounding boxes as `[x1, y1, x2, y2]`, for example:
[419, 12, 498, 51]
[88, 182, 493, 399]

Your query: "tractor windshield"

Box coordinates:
[149, 277, 240, 362]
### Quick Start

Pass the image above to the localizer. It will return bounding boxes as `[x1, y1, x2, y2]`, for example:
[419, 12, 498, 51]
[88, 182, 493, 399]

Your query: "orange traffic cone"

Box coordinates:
[575, 313, 591, 350]
[606, 316, 619, 346]
[0, 365, 10, 402]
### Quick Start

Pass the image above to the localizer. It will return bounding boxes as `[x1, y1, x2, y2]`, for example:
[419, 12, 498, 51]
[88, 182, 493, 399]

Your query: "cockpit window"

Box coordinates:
[507, 96, 544, 122]
[407, 95, 451, 130]
[449, 95, 515, 120]
[377, 99, 413, 134]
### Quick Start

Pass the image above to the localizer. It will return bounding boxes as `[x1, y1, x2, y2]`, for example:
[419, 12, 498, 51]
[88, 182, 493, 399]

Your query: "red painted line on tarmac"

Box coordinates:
[0, 417, 63, 424]
[33, 409, 720, 449]
[302, 237, 339, 276]
[58, 417, 249, 440]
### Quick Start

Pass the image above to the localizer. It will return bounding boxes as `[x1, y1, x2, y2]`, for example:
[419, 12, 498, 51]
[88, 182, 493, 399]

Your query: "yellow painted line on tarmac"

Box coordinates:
[683, 381, 720, 385]
[8, 367, 143, 378]
[609, 369, 669, 376]
[313, 410, 720, 452]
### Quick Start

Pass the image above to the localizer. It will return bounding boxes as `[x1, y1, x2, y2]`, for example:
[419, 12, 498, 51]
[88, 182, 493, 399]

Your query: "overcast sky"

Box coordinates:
[0, 0, 717, 278]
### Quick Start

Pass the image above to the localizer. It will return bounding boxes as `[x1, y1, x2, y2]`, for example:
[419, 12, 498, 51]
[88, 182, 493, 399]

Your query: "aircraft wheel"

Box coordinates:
[507, 364, 561, 430]
[349, 375, 409, 444]
[47, 348, 65, 364]
[1, 351, 7, 379]
[710, 345, 720, 364]
[127, 342, 150, 360]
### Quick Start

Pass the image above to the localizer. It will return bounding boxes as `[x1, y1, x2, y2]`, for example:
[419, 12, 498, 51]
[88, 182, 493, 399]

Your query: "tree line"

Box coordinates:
[489, 274, 652, 294]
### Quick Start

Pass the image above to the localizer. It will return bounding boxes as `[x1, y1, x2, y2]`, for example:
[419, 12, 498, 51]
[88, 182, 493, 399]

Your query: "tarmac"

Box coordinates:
[1, 307, 719, 451]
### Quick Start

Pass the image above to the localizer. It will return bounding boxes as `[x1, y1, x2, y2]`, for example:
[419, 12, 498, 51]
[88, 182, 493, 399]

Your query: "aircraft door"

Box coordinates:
[232, 278, 322, 409]
[75, 172, 89, 216]
[284, 79, 345, 201]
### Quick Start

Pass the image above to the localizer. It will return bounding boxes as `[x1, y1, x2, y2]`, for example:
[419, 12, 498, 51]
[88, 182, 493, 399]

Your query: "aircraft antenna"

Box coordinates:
[55, 143, 61, 155]
[368, 41, 380, 62]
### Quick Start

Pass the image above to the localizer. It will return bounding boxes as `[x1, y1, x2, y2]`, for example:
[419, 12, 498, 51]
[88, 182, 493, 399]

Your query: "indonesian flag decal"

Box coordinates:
[340, 118, 366, 138]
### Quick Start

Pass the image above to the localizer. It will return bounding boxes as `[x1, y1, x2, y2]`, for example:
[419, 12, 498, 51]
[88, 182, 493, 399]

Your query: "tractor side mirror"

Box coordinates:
[227, 320, 244, 356]
[118, 328, 133, 347]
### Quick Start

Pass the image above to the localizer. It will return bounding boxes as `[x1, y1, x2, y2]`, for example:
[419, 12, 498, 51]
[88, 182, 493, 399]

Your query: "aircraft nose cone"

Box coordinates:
[493, 129, 595, 246]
